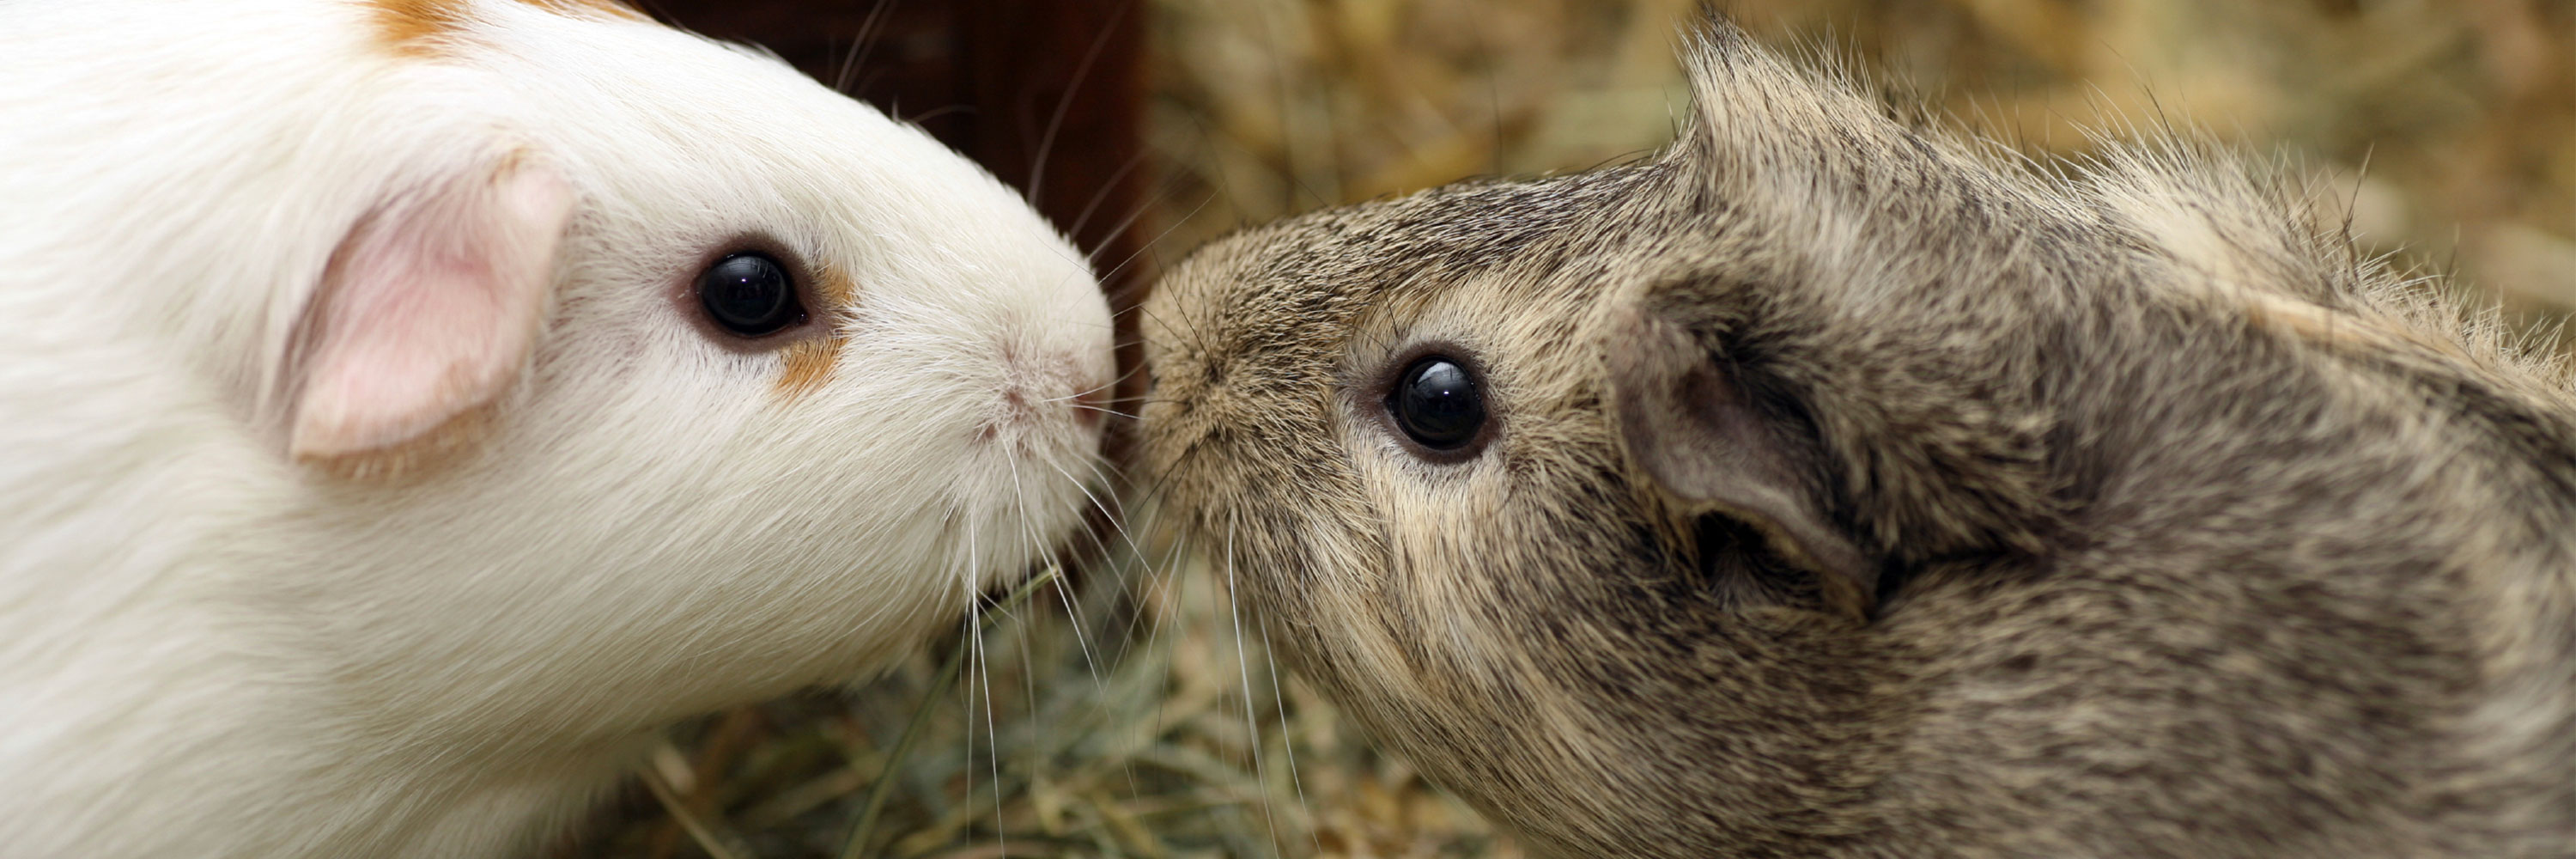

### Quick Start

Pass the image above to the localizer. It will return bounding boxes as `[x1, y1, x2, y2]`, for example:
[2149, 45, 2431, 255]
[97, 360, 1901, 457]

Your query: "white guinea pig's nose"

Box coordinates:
[984, 338, 1111, 443]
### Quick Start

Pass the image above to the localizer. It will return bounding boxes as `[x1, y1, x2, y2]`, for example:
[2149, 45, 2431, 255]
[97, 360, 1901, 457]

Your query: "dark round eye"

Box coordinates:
[1388, 356, 1486, 451]
[696, 253, 803, 337]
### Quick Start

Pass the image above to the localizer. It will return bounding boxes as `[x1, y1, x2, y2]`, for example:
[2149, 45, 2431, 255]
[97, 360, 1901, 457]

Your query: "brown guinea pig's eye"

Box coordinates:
[1387, 356, 1487, 452]
[697, 252, 805, 337]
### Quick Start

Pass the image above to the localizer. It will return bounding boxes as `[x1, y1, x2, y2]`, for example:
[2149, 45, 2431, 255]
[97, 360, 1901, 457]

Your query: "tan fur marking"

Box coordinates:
[773, 265, 856, 402]
[368, 0, 469, 57]
[774, 338, 842, 402]
[812, 265, 859, 308]
[516, 0, 647, 22]
[369, 0, 649, 57]
[299, 400, 497, 482]
[2239, 291, 2476, 364]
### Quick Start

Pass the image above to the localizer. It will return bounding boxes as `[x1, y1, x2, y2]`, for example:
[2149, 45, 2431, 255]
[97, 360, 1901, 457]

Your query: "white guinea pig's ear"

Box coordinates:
[1604, 293, 1877, 621]
[287, 151, 572, 474]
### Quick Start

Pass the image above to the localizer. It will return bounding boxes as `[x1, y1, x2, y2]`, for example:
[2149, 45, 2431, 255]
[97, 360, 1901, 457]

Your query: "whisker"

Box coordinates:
[897, 103, 978, 128]
[1038, 362, 1149, 403]
[1085, 173, 1212, 271]
[829, 0, 899, 94]
[1065, 460, 1146, 614]
[1075, 405, 1145, 421]
[974, 593, 1003, 855]
[1223, 511, 1285, 854]
[1025, 1, 1136, 207]
[1261, 612, 1323, 855]
[1091, 191, 1221, 289]
[1038, 467, 1120, 688]
[1130, 279, 1221, 375]
[1109, 520, 1187, 667]
[951, 509, 985, 857]
[1066, 145, 1167, 245]
[993, 458, 1036, 858]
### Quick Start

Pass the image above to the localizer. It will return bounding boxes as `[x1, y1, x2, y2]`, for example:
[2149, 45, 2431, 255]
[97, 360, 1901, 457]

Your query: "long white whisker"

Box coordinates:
[975, 593, 1003, 856]
[1261, 613, 1321, 854]
[957, 507, 982, 845]
[1223, 511, 1284, 854]
[984, 458, 1030, 856]
[1040, 461, 1110, 687]
[1112, 505, 1193, 666]
[1063, 455, 1150, 572]
[1133, 528, 1194, 792]
[1070, 404, 1145, 421]
[1001, 457, 1073, 794]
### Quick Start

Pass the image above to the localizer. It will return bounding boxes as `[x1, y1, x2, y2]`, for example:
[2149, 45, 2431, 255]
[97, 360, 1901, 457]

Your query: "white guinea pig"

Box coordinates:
[0, 1, 1113, 856]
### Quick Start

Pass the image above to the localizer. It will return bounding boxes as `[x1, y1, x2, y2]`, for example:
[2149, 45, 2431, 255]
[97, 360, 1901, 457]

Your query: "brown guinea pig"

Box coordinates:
[1137, 18, 2576, 859]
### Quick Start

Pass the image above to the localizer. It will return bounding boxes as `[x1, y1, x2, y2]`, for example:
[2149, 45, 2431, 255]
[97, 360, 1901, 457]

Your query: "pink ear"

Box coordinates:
[290, 154, 573, 466]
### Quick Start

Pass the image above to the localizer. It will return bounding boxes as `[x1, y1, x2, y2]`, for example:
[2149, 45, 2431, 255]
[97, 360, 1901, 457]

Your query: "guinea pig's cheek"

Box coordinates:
[1350, 450, 1473, 589]
[771, 337, 842, 402]
[1343, 410, 1492, 489]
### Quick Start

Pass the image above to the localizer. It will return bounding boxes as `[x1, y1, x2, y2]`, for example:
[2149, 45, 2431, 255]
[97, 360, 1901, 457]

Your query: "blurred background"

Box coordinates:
[578, 1, 2575, 857]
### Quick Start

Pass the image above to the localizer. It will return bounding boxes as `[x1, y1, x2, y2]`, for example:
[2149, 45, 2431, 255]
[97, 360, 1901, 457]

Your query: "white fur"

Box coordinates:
[0, 2, 1113, 856]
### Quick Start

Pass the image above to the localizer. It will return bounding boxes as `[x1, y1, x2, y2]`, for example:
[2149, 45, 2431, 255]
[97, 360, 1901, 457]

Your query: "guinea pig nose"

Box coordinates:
[987, 344, 1109, 441]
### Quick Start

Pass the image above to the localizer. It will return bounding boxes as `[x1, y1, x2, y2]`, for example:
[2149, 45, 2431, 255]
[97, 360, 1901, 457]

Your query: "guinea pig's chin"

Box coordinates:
[941, 468, 1093, 589]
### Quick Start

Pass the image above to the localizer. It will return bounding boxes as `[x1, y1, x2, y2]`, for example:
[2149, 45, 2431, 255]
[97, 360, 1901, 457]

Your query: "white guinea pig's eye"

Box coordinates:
[696, 253, 806, 337]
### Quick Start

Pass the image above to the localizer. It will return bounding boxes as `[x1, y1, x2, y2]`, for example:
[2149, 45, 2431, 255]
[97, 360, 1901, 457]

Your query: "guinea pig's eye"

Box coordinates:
[696, 252, 805, 337]
[1387, 356, 1487, 453]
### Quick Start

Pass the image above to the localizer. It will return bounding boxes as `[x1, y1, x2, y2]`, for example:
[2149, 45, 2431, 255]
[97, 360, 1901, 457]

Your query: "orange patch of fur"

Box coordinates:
[369, 0, 470, 57]
[775, 338, 843, 402]
[369, 0, 648, 57]
[773, 266, 860, 402]
[518, 0, 647, 21]
[812, 265, 859, 308]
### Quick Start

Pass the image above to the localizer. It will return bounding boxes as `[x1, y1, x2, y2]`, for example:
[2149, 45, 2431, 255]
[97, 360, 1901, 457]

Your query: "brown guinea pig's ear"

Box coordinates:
[285, 149, 573, 478]
[1605, 296, 1877, 620]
